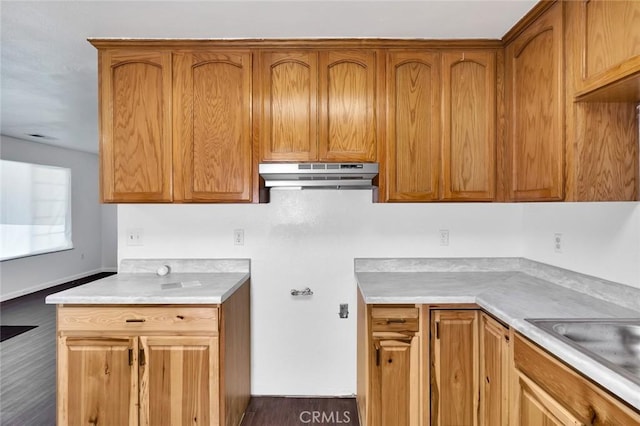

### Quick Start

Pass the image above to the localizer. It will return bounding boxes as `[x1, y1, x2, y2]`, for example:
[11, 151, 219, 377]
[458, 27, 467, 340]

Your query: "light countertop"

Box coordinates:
[355, 257, 640, 411]
[45, 258, 250, 305]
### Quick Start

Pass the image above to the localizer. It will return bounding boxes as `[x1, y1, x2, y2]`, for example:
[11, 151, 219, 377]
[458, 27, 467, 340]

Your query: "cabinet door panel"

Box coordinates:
[59, 336, 138, 425]
[443, 51, 496, 200]
[506, 3, 564, 201]
[516, 373, 585, 426]
[319, 50, 377, 161]
[379, 341, 411, 426]
[139, 336, 219, 426]
[101, 50, 172, 202]
[479, 313, 509, 426]
[261, 51, 317, 161]
[387, 51, 440, 201]
[431, 310, 479, 426]
[174, 51, 252, 202]
[582, 0, 640, 81]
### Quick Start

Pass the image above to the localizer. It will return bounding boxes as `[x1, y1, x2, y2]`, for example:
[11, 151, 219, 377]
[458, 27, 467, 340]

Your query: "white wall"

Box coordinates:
[119, 194, 640, 396]
[522, 202, 640, 289]
[118, 191, 524, 395]
[101, 203, 118, 271]
[0, 136, 117, 300]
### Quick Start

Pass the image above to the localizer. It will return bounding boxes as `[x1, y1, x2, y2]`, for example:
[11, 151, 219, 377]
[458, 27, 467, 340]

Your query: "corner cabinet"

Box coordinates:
[95, 45, 253, 203]
[430, 310, 479, 426]
[259, 50, 377, 163]
[479, 312, 509, 426]
[505, 2, 565, 201]
[99, 50, 173, 202]
[173, 51, 253, 202]
[55, 282, 251, 426]
[430, 309, 510, 426]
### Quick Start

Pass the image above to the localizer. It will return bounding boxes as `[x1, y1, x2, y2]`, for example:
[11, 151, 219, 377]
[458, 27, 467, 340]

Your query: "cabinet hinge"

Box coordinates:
[128, 348, 133, 366]
[139, 348, 146, 366]
[435, 321, 440, 339]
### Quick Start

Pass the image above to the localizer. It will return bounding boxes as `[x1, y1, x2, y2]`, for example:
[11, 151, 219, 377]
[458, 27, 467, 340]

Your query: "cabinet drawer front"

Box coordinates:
[371, 307, 419, 332]
[57, 306, 218, 334]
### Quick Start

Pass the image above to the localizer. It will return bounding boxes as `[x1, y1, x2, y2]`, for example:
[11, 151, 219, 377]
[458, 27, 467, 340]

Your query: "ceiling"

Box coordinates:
[1, 0, 537, 154]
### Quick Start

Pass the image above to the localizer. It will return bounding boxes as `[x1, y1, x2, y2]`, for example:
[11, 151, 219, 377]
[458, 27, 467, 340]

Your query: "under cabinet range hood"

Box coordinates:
[259, 163, 379, 189]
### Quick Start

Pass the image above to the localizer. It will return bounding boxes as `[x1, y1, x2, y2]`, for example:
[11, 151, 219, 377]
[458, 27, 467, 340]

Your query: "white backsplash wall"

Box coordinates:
[522, 202, 640, 289]
[118, 190, 523, 395]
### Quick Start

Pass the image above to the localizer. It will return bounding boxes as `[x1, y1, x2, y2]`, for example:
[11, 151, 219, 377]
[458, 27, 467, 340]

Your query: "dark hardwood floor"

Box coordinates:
[241, 397, 359, 426]
[0, 273, 114, 425]
[1, 274, 359, 425]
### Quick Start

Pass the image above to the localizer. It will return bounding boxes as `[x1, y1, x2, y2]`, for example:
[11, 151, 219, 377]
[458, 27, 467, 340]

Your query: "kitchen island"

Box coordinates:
[355, 257, 640, 426]
[45, 258, 251, 426]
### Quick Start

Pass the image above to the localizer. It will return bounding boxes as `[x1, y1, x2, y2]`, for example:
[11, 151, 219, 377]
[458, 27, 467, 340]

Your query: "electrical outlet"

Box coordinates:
[234, 229, 244, 246]
[126, 228, 144, 246]
[439, 229, 450, 246]
[554, 233, 563, 253]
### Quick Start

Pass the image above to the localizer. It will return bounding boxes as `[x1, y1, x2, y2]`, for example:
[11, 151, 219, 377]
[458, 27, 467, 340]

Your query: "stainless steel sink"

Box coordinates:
[526, 318, 640, 386]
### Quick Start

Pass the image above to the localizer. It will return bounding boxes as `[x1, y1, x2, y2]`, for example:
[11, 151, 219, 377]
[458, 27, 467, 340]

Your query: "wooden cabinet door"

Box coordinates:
[479, 313, 509, 426]
[319, 50, 377, 161]
[506, 2, 564, 201]
[442, 51, 496, 200]
[515, 373, 585, 426]
[100, 50, 172, 202]
[386, 51, 441, 201]
[173, 51, 252, 202]
[139, 336, 219, 426]
[260, 51, 318, 161]
[58, 336, 138, 425]
[580, 0, 640, 88]
[372, 337, 420, 426]
[431, 310, 479, 426]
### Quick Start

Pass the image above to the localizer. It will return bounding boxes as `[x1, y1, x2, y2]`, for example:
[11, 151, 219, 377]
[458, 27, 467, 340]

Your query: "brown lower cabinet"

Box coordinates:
[358, 300, 640, 426]
[430, 309, 510, 426]
[430, 310, 480, 426]
[55, 281, 250, 426]
[512, 332, 640, 426]
[357, 295, 424, 426]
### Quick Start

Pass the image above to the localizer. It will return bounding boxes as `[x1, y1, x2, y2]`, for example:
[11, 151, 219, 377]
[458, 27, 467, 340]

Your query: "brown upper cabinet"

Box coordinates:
[173, 51, 253, 202]
[99, 50, 173, 202]
[385, 50, 497, 202]
[93, 15, 637, 204]
[505, 2, 564, 201]
[259, 50, 377, 163]
[386, 51, 441, 202]
[259, 51, 318, 162]
[442, 51, 497, 201]
[96, 46, 253, 203]
[575, 0, 640, 102]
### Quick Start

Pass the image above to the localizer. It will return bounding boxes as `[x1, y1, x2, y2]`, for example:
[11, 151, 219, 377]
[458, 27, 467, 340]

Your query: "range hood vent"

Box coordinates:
[259, 162, 379, 189]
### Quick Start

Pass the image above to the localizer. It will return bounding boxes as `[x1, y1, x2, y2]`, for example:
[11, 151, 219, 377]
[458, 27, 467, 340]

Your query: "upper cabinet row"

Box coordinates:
[94, 0, 640, 204]
[97, 45, 499, 203]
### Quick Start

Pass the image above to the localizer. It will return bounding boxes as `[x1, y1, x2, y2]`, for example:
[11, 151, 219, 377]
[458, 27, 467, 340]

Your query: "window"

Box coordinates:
[1, 160, 72, 261]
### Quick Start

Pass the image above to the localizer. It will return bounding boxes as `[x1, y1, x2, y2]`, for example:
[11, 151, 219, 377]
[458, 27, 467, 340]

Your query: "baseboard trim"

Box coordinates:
[0, 267, 116, 302]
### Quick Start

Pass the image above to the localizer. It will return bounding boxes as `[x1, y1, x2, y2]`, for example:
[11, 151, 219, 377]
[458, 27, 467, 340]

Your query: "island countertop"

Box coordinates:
[45, 258, 250, 305]
[355, 257, 640, 411]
